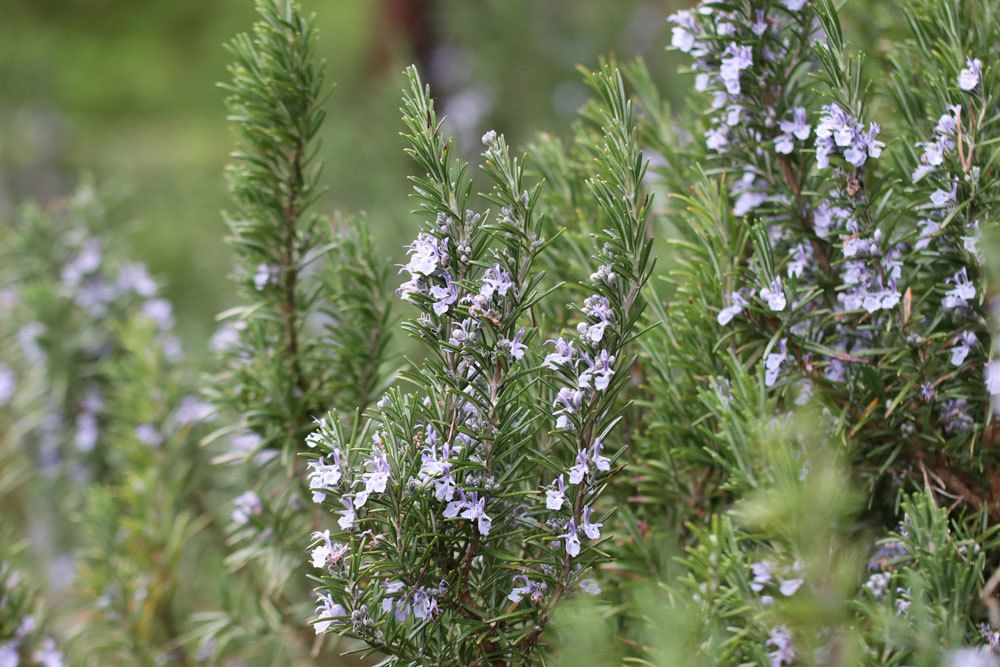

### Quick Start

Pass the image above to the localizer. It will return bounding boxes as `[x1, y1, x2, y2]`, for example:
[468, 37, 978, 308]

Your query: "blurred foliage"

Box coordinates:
[0, 0, 679, 355]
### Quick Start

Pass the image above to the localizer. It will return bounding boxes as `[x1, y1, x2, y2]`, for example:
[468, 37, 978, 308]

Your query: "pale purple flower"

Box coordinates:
[253, 263, 274, 290]
[546, 475, 566, 511]
[310, 530, 348, 570]
[553, 387, 583, 430]
[720, 43, 752, 95]
[668, 9, 699, 53]
[561, 519, 581, 557]
[141, 299, 174, 331]
[958, 58, 982, 91]
[760, 277, 787, 312]
[950, 332, 978, 366]
[942, 398, 974, 434]
[579, 578, 601, 596]
[718, 291, 749, 326]
[815, 104, 883, 168]
[502, 328, 528, 361]
[865, 571, 892, 599]
[61, 239, 102, 288]
[337, 496, 356, 531]
[764, 339, 789, 387]
[591, 438, 611, 472]
[579, 350, 615, 391]
[382, 580, 409, 620]
[508, 575, 546, 604]
[231, 490, 262, 525]
[766, 625, 796, 666]
[751, 560, 773, 592]
[481, 265, 513, 299]
[779, 562, 804, 596]
[581, 505, 602, 540]
[429, 275, 459, 315]
[775, 107, 810, 154]
[134, 423, 162, 447]
[986, 361, 1000, 396]
[725, 104, 743, 127]
[964, 222, 982, 260]
[32, 638, 63, 667]
[307, 453, 343, 503]
[786, 243, 812, 278]
[942, 267, 976, 309]
[75, 412, 99, 453]
[444, 489, 469, 519]
[412, 587, 439, 620]
[448, 318, 476, 346]
[946, 649, 996, 667]
[117, 262, 158, 297]
[312, 592, 346, 634]
[930, 184, 957, 208]
[705, 126, 730, 151]
[355, 449, 390, 507]
[568, 448, 589, 485]
[460, 493, 492, 536]
[825, 359, 846, 383]
[915, 219, 941, 250]
[543, 338, 575, 369]
[0, 365, 15, 407]
[405, 233, 446, 276]
[0, 641, 17, 667]
[781, 0, 807, 10]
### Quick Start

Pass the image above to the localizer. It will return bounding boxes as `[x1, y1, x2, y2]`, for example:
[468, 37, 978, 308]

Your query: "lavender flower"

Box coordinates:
[581, 505, 602, 540]
[355, 448, 390, 507]
[500, 328, 528, 361]
[986, 361, 1000, 396]
[579, 578, 601, 596]
[337, 496, 357, 531]
[460, 493, 492, 536]
[775, 107, 811, 154]
[508, 575, 546, 604]
[766, 625, 796, 666]
[543, 338, 575, 369]
[405, 233, 446, 276]
[310, 530, 349, 570]
[950, 332, 978, 366]
[668, 10, 699, 53]
[134, 423, 163, 447]
[553, 387, 583, 430]
[958, 57, 982, 91]
[312, 592, 347, 634]
[231, 490, 262, 525]
[253, 263, 274, 290]
[568, 448, 590, 485]
[751, 561, 773, 592]
[718, 291, 749, 326]
[942, 267, 976, 310]
[720, 43, 753, 95]
[560, 519, 581, 557]
[591, 438, 611, 472]
[815, 104, 884, 168]
[760, 277, 787, 312]
[545, 475, 566, 510]
[763, 338, 789, 387]
[0, 365, 15, 407]
[307, 453, 343, 503]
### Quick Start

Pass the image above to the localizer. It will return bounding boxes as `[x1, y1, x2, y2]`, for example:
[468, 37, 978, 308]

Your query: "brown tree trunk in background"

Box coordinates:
[368, 0, 437, 85]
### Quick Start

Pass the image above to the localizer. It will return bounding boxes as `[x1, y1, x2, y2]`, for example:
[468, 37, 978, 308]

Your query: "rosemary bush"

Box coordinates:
[2, 0, 999, 665]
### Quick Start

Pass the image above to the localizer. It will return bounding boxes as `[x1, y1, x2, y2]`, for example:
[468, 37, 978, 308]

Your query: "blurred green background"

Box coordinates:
[0, 0, 684, 352]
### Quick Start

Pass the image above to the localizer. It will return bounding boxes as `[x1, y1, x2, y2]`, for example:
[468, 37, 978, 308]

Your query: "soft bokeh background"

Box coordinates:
[1, 0, 685, 353]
